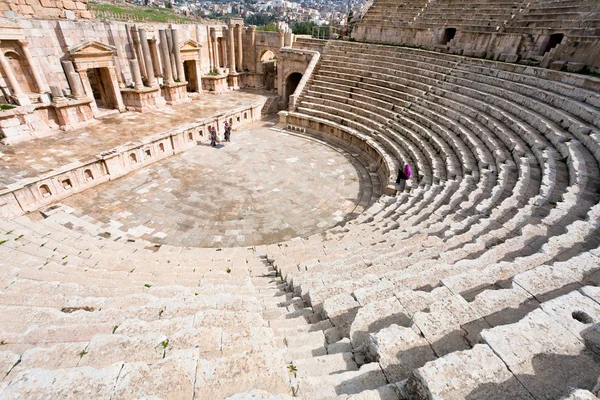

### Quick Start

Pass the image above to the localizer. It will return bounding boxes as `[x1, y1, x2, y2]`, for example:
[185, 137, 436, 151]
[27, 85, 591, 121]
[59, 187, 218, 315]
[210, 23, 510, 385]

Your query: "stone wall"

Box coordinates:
[0, 0, 93, 20]
[277, 48, 314, 108]
[352, 0, 600, 71]
[11, 19, 214, 96]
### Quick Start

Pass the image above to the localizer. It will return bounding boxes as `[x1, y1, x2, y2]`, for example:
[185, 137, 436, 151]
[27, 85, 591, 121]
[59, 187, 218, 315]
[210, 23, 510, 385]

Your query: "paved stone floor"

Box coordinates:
[58, 120, 374, 247]
[0, 90, 270, 189]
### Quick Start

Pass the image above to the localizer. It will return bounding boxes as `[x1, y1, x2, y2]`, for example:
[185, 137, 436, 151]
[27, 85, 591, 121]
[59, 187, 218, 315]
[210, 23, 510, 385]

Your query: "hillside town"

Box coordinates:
[125, 0, 365, 29]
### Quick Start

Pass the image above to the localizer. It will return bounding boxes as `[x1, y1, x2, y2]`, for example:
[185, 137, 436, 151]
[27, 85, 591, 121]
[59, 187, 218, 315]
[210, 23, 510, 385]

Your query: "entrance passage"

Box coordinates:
[183, 60, 199, 93]
[541, 33, 564, 56]
[86, 67, 118, 110]
[440, 28, 457, 45]
[285, 72, 303, 108]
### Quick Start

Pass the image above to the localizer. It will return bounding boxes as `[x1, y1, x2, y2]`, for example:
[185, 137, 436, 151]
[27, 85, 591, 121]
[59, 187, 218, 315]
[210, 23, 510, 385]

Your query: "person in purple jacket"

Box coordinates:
[396, 163, 412, 188]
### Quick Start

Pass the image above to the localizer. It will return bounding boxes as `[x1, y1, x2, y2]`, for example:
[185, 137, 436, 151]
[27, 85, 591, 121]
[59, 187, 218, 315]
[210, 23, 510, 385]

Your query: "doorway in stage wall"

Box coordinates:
[285, 72, 302, 108]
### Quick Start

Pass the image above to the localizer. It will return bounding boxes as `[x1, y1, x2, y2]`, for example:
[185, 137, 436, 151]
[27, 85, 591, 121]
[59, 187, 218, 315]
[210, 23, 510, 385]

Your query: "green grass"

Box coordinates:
[0, 105, 15, 111]
[90, 1, 194, 23]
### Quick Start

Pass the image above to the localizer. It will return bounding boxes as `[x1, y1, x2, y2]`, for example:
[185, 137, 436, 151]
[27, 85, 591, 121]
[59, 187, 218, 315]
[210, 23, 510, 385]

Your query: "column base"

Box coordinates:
[228, 72, 240, 90]
[13, 93, 31, 106]
[52, 98, 95, 131]
[121, 86, 167, 113]
[202, 74, 229, 94]
[161, 81, 190, 105]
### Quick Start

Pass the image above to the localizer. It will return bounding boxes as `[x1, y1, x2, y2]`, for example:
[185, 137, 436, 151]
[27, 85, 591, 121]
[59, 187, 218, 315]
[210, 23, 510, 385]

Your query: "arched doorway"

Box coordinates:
[285, 72, 302, 108]
[257, 50, 276, 75]
[261, 50, 275, 62]
[541, 33, 564, 56]
[440, 28, 457, 45]
[4, 50, 36, 94]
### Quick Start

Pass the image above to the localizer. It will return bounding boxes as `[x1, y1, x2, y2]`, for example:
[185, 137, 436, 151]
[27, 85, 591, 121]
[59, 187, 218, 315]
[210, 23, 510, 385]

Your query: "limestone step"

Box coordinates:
[407, 344, 533, 399]
[284, 345, 327, 364]
[327, 338, 352, 355]
[292, 352, 358, 378]
[292, 362, 388, 399]
[279, 330, 325, 349]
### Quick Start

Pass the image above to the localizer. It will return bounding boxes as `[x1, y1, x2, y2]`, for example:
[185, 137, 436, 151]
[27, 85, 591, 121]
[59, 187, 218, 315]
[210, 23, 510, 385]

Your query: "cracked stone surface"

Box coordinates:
[57, 120, 374, 247]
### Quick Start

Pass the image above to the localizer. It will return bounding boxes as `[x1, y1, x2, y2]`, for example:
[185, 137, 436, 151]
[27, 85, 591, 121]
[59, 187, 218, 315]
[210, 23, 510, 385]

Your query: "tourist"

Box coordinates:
[224, 121, 231, 142]
[396, 163, 412, 189]
[210, 127, 217, 147]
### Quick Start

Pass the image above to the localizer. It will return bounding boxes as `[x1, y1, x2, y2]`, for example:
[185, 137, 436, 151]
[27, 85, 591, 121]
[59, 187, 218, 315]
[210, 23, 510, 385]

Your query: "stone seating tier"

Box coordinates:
[271, 38, 600, 397]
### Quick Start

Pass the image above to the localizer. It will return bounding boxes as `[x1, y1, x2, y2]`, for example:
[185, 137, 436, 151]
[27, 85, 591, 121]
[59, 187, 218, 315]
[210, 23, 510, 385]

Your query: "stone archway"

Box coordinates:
[4, 49, 36, 94]
[68, 40, 125, 116]
[260, 50, 276, 62]
[284, 72, 302, 108]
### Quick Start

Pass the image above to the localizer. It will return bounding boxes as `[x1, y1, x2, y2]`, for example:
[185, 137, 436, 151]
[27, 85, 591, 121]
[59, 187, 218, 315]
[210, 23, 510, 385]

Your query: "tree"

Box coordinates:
[245, 13, 276, 26]
[292, 21, 319, 35]
[257, 22, 277, 31]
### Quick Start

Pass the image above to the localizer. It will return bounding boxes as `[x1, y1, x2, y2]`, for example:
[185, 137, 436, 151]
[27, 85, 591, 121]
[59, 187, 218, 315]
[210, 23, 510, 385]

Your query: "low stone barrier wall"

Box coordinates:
[0, 101, 264, 219]
[281, 111, 397, 196]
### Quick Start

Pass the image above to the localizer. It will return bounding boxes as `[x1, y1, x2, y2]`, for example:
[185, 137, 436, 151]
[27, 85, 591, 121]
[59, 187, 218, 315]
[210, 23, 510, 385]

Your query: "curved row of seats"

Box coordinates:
[270, 39, 600, 398]
[357, 0, 600, 36]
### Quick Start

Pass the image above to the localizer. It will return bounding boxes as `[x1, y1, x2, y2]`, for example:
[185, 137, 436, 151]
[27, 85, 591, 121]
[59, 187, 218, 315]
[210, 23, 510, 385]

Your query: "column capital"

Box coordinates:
[248, 25, 257, 31]
[17, 39, 29, 47]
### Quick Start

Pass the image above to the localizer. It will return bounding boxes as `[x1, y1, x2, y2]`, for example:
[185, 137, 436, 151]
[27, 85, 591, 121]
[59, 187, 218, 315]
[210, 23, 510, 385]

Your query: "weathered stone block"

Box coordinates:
[409, 344, 533, 400]
[550, 61, 567, 71]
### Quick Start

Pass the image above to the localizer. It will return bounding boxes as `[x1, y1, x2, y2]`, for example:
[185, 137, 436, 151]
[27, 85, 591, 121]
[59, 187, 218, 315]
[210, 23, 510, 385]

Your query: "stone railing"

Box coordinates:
[0, 101, 265, 219]
[286, 49, 321, 111]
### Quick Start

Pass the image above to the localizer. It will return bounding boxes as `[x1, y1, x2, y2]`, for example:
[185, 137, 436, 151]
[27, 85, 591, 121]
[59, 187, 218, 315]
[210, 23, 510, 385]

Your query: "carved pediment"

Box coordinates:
[180, 39, 203, 52]
[68, 41, 116, 58]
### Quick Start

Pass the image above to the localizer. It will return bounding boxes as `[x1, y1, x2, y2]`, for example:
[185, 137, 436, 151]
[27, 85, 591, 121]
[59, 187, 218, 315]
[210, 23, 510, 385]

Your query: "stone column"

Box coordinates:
[107, 66, 126, 111]
[129, 59, 144, 90]
[138, 28, 157, 87]
[227, 24, 236, 72]
[207, 27, 214, 72]
[159, 29, 174, 84]
[78, 69, 97, 114]
[285, 32, 294, 47]
[221, 38, 228, 70]
[113, 56, 125, 89]
[171, 28, 185, 83]
[150, 39, 163, 78]
[192, 59, 202, 92]
[0, 44, 30, 106]
[62, 61, 86, 98]
[236, 24, 243, 72]
[248, 25, 256, 73]
[18, 40, 48, 93]
[166, 29, 177, 80]
[130, 26, 147, 79]
[211, 29, 219, 72]
[278, 29, 285, 48]
[50, 85, 65, 103]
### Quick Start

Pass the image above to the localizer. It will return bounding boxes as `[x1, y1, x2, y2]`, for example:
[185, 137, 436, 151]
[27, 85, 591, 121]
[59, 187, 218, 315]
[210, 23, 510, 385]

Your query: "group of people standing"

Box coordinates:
[210, 121, 232, 148]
